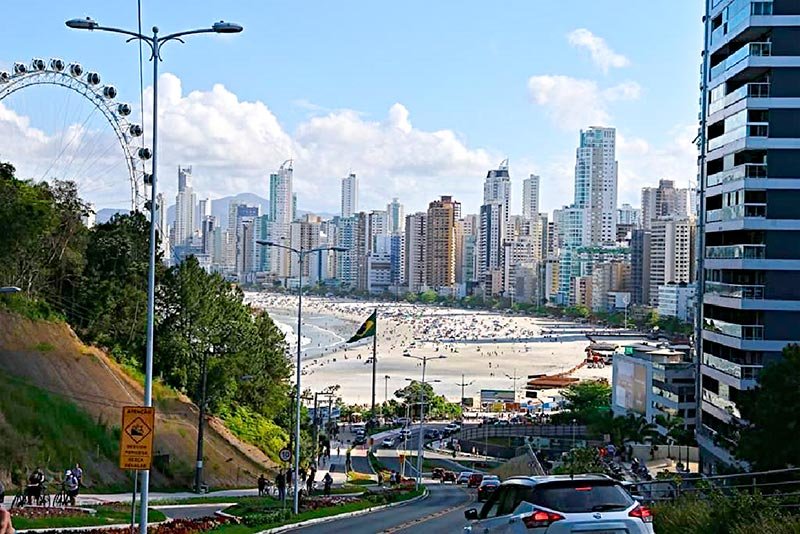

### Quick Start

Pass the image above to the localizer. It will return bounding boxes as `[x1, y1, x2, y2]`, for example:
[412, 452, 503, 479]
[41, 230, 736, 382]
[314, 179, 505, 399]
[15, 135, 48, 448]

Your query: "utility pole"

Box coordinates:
[194, 345, 212, 493]
[505, 368, 523, 403]
[384, 375, 391, 404]
[455, 374, 474, 420]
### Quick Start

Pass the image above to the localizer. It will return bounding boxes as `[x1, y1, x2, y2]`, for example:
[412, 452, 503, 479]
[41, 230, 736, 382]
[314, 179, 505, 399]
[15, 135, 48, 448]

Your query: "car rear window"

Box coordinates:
[530, 481, 634, 513]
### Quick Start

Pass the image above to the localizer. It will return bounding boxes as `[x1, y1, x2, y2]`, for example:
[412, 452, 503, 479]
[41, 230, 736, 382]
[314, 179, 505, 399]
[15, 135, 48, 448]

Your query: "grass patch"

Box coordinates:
[0, 375, 118, 478]
[348, 478, 376, 486]
[12, 506, 165, 530]
[32, 341, 55, 352]
[0, 295, 64, 322]
[221, 405, 288, 462]
[215, 487, 425, 534]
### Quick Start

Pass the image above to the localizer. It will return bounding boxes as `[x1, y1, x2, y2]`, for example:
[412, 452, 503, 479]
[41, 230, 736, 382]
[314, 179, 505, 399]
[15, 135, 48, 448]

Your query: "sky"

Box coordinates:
[0, 0, 705, 216]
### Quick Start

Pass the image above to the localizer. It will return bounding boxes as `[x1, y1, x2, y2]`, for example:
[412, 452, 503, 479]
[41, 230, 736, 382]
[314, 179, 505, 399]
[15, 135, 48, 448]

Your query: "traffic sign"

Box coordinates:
[279, 448, 292, 462]
[119, 406, 155, 470]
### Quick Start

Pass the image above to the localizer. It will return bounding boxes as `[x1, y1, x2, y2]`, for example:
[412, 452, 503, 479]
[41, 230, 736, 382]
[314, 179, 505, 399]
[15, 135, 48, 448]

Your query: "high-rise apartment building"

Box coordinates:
[649, 217, 694, 307]
[197, 198, 211, 232]
[290, 215, 322, 279]
[478, 201, 507, 295]
[426, 196, 461, 290]
[522, 174, 540, 220]
[641, 179, 689, 230]
[483, 160, 512, 228]
[630, 229, 652, 306]
[387, 198, 405, 234]
[697, 0, 800, 471]
[575, 127, 618, 246]
[268, 160, 294, 277]
[341, 173, 358, 217]
[173, 166, 196, 247]
[367, 210, 389, 251]
[405, 212, 427, 293]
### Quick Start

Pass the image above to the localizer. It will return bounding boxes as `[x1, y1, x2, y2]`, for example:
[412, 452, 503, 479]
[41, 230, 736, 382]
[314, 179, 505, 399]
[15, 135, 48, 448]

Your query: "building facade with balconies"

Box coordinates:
[698, 0, 800, 472]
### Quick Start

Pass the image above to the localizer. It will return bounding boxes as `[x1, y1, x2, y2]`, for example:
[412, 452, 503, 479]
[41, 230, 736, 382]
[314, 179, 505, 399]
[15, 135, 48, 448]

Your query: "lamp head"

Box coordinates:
[332, 246, 348, 252]
[256, 240, 275, 247]
[66, 17, 99, 30]
[0, 286, 21, 294]
[212, 21, 243, 33]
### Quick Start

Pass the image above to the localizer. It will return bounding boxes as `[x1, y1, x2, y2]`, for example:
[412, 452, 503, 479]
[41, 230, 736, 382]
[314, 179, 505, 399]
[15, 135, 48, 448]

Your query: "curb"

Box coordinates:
[256, 488, 430, 534]
[152, 503, 237, 510]
[17, 520, 170, 533]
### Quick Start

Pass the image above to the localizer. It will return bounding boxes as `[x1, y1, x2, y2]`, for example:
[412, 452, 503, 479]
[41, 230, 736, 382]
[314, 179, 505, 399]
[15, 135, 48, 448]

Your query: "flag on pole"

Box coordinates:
[347, 310, 376, 343]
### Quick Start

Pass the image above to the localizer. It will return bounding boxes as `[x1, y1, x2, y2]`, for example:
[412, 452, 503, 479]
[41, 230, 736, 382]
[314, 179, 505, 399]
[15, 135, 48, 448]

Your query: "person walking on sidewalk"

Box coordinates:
[275, 471, 286, 501]
[322, 472, 333, 496]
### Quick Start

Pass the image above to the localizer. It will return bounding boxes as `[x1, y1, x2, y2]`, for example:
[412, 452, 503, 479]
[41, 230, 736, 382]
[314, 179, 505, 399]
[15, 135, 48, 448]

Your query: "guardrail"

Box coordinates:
[458, 424, 589, 441]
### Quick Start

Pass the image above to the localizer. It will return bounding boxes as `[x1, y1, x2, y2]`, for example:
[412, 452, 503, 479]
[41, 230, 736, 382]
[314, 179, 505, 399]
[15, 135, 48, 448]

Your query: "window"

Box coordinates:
[529, 481, 634, 513]
[479, 485, 532, 519]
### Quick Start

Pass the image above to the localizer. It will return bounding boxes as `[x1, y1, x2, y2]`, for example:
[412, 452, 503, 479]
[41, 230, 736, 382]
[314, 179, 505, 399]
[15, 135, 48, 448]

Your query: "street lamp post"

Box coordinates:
[403, 354, 445, 490]
[505, 369, 523, 403]
[65, 17, 242, 534]
[257, 241, 345, 513]
[384, 375, 391, 404]
[455, 374, 474, 420]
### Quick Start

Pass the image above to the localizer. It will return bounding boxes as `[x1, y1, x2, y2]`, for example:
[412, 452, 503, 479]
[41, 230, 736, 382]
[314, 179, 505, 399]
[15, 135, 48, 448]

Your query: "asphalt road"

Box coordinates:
[297, 482, 473, 533]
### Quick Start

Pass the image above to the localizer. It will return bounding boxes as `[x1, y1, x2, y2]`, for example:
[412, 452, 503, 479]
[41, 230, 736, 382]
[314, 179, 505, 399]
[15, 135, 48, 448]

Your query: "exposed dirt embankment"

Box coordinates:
[0, 310, 275, 488]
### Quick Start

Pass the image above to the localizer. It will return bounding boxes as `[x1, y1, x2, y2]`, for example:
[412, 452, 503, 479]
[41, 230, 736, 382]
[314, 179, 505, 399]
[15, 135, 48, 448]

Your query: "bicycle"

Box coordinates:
[53, 488, 69, 507]
[11, 488, 26, 509]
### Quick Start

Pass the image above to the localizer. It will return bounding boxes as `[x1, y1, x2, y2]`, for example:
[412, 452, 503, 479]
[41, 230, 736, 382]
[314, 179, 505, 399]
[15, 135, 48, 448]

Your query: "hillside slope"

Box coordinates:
[0, 310, 276, 489]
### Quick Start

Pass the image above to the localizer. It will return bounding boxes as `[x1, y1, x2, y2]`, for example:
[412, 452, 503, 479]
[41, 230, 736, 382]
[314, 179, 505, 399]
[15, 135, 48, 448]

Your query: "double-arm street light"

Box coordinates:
[455, 374, 474, 420]
[403, 354, 445, 490]
[65, 16, 242, 533]
[256, 240, 346, 513]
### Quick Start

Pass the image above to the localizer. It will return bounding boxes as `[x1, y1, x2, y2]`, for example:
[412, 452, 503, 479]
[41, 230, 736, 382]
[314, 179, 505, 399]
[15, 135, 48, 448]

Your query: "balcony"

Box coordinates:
[705, 244, 765, 260]
[703, 318, 764, 340]
[702, 388, 742, 419]
[709, 82, 770, 115]
[702, 352, 763, 381]
[709, 42, 772, 80]
[706, 203, 766, 223]
[707, 163, 767, 188]
[705, 281, 765, 299]
[708, 122, 769, 152]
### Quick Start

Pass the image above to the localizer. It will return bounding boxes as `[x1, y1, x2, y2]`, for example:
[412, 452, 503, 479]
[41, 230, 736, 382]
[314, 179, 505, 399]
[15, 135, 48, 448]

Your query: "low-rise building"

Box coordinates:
[611, 342, 696, 438]
[658, 282, 696, 322]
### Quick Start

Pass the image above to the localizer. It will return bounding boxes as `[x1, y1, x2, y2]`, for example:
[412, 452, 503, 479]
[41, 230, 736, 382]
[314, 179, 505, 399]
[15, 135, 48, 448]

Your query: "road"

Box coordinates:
[297, 482, 473, 533]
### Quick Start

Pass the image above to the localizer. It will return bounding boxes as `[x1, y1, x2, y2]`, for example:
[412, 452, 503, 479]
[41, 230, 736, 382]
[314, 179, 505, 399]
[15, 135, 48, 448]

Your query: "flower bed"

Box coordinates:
[10, 507, 92, 520]
[24, 516, 237, 534]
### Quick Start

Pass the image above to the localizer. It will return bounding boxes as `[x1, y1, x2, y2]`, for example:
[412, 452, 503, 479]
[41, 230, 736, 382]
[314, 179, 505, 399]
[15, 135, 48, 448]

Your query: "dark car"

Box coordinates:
[441, 470, 457, 484]
[467, 472, 484, 488]
[432, 467, 445, 480]
[353, 435, 367, 445]
[477, 476, 500, 501]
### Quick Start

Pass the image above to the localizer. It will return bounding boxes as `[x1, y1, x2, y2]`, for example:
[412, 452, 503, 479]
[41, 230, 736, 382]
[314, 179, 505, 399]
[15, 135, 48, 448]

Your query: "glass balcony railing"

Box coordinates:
[705, 243, 765, 259]
[708, 122, 768, 151]
[709, 42, 772, 80]
[705, 281, 765, 299]
[703, 318, 764, 340]
[702, 388, 742, 419]
[706, 203, 766, 222]
[709, 82, 770, 115]
[707, 163, 767, 187]
[702, 352, 763, 381]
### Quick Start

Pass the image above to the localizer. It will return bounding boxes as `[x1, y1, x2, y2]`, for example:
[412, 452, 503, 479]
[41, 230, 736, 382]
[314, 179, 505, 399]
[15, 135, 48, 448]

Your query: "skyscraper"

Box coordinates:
[387, 197, 405, 234]
[641, 179, 689, 230]
[522, 174, 540, 220]
[479, 160, 512, 294]
[197, 197, 211, 232]
[405, 212, 427, 293]
[426, 196, 461, 290]
[367, 210, 389, 252]
[341, 173, 358, 217]
[648, 217, 694, 306]
[268, 160, 294, 277]
[173, 166, 196, 247]
[574, 127, 618, 246]
[696, 0, 800, 471]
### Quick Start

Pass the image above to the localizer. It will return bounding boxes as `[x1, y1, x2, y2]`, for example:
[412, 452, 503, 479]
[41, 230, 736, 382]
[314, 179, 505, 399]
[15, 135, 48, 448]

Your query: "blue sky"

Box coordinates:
[0, 1, 704, 215]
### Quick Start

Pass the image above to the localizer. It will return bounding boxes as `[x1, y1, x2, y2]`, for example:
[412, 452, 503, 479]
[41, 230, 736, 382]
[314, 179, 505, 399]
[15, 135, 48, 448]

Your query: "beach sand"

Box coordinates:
[247, 293, 613, 406]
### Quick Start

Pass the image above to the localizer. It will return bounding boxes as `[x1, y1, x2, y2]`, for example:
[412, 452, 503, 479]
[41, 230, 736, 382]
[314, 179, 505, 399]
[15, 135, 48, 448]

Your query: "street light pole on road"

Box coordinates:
[455, 374, 473, 419]
[257, 240, 346, 514]
[403, 354, 445, 490]
[65, 17, 242, 534]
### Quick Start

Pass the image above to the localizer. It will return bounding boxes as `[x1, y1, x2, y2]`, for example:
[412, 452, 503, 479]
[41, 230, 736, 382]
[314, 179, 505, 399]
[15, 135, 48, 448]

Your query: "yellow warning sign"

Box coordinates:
[120, 406, 155, 470]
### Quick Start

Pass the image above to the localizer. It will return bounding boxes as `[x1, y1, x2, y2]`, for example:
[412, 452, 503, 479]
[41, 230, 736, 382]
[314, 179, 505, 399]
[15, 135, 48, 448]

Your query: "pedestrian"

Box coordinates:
[276, 470, 286, 501]
[306, 467, 315, 495]
[337, 445, 341, 457]
[377, 470, 384, 486]
[323, 472, 333, 496]
[257, 474, 267, 497]
[286, 468, 293, 491]
[73, 463, 83, 487]
[64, 470, 80, 506]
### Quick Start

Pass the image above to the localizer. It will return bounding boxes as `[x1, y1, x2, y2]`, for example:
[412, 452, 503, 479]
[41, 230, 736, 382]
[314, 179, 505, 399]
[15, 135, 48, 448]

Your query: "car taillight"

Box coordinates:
[522, 509, 564, 529]
[629, 504, 654, 523]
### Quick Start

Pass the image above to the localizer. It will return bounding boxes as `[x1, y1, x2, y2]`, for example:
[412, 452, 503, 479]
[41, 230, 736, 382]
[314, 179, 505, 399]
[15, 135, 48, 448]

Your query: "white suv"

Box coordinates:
[463, 474, 655, 533]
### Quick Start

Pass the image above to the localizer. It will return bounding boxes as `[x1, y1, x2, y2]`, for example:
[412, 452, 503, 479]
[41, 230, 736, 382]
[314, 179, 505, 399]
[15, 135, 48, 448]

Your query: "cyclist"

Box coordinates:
[25, 468, 45, 505]
[64, 470, 79, 506]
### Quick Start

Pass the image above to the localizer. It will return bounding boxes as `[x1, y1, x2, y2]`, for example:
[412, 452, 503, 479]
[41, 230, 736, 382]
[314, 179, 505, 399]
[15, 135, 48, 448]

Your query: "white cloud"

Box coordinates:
[567, 28, 630, 73]
[1, 73, 497, 214]
[527, 75, 641, 131]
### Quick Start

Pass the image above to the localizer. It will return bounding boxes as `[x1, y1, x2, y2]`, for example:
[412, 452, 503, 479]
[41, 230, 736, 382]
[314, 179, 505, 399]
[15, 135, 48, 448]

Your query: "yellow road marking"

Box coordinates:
[381, 488, 473, 533]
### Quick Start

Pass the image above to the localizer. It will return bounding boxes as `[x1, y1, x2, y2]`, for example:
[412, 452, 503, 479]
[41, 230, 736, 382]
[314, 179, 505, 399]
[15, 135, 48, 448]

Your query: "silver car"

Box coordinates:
[463, 474, 655, 533]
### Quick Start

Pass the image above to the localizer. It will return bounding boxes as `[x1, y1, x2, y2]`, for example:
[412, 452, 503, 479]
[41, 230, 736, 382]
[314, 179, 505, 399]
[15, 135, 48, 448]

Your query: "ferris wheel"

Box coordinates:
[0, 57, 151, 212]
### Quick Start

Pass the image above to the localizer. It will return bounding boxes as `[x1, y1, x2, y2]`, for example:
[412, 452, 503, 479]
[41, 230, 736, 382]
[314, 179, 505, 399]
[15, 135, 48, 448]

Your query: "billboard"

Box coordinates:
[615, 358, 647, 415]
[480, 389, 515, 405]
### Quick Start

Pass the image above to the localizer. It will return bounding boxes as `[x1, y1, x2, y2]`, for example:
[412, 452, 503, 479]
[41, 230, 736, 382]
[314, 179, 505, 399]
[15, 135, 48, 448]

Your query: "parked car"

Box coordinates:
[493, 419, 510, 427]
[432, 467, 445, 479]
[463, 474, 655, 533]
[441, 470, 457, 484]
[381, 436, 397, 448]
[477, 476, 501, 502]
[457, 471, 473, 485]
[468, 472, 484, 488]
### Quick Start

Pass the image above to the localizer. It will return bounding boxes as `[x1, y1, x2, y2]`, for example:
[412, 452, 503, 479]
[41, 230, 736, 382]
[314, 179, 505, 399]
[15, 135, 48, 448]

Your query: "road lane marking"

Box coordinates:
[381, 489, 473, 533]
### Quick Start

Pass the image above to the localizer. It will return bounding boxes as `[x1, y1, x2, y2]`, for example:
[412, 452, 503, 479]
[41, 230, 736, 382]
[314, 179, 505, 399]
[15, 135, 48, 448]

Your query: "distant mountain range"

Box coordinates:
[96, 208, 130, 224]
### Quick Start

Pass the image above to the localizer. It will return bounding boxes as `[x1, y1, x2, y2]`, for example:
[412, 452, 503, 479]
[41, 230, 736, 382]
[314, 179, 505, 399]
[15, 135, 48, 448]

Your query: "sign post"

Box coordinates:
[120, 406, 156, 470]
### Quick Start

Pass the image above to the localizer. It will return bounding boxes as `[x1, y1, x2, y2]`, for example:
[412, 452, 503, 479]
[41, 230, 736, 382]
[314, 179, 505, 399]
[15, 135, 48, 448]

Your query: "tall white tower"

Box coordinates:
[341, 173, 358, 217]
[268, 160, 294, 277]
[174, 166, 196, 247]
[574, 127, 617, 246]
[522, 174, 540, 220]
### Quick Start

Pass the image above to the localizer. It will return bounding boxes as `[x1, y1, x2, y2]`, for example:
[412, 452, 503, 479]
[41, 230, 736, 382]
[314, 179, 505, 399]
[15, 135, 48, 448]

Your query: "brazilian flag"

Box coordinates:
[347, 310, 376, 343]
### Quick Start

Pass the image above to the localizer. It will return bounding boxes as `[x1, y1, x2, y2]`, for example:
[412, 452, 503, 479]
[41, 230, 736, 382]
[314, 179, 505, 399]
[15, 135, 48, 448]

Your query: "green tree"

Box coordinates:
[737, 344, 800, 469]
[418, 289, 438, 304]
[558, 380, 612, 423]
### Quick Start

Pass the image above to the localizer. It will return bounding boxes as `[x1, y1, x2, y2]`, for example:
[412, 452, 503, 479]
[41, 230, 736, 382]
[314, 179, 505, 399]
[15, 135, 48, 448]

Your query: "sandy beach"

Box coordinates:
[246, 293, 617, 406]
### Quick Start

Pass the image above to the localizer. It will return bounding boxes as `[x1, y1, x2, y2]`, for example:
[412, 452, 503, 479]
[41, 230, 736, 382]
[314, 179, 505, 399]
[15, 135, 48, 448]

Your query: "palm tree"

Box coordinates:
[622, 414, 659, 444]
